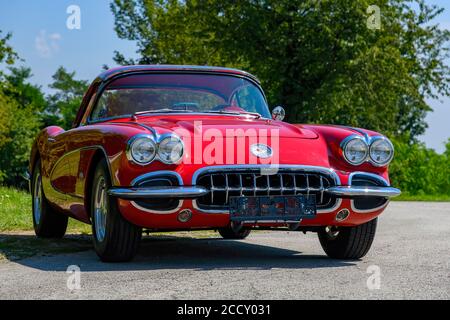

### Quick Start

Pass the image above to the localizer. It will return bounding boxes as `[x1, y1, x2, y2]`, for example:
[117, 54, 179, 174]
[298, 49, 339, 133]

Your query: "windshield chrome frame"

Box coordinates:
[83, 71, 270, 126]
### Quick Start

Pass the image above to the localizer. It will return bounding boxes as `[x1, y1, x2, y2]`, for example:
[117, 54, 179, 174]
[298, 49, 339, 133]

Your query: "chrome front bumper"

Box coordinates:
[108, 185, 400, 200]
[108, 186, 209, 199]
[326, 186, 401, 198]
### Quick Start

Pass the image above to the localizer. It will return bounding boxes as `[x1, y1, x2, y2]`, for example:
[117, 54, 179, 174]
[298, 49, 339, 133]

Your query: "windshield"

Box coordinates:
[90, 73, 270, 121]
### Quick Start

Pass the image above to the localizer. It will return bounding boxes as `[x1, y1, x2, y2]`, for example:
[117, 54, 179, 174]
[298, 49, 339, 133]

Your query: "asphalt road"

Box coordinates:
[0, 202, 449, 300]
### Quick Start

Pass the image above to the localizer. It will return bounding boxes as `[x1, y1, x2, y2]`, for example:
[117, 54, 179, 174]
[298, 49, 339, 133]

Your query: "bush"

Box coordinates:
[0, 90, 41, 186]
[390, 138, 450, 197]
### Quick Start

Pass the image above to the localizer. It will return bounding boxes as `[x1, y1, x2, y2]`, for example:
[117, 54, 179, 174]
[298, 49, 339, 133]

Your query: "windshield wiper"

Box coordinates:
[133, 109, 261, 119]
[205, 110, 261, 118]
[133, 109, 195, 117]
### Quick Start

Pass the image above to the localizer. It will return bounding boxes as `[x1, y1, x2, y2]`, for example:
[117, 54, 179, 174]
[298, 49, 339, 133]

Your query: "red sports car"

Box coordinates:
[29, 65, 400, 262]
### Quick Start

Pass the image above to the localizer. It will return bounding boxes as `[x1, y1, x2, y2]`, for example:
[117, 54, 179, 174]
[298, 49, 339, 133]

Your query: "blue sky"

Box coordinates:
[0, 0, 449, 153]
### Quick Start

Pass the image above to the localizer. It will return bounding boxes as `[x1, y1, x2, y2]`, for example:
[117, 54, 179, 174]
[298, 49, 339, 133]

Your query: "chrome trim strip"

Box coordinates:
[339, 126, 371, 142]
[49, 145, 113, 185]
[191, 165, 341, 185]
[131, 170, 183, 186]
[351, 199, 389, 214]
[325, 186, 401, 197]
[88, 112, 269, 125]
[242, 220, 302, 224]
[132, 122, 158, 138]
[129, 171, 184, 214]
[348, 171, 389, 186]
[47, 145, 114, 203]
[347, 172, 395, 213]
[108, 186, 209, 199]
[191, 164, 342, 214]
[131, 200, 183, 215]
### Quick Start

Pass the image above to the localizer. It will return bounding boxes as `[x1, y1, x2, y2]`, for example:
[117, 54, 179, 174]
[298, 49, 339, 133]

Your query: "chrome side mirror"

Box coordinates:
[272, 106, 285, 121]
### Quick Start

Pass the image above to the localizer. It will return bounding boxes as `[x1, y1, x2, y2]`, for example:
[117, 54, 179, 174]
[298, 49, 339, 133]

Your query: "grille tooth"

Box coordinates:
[320, 176, 324, 203]
[195, 170, 337, 211]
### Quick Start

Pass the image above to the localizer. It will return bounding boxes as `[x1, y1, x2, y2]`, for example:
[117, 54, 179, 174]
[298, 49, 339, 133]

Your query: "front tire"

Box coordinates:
[31, 159, 68, 238]
[91, 159, 141, 262]
[318, 218, 377, 260]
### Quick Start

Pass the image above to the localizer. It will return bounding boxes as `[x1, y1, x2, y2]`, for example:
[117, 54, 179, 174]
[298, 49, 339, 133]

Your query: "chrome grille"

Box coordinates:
[195, 169, 337, 211]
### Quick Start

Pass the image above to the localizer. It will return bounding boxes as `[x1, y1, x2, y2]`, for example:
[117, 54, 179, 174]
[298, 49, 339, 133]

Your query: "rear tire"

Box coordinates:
[218, 223, 251, 239]
[31, 159, 68, 238]
[318, 218, 377, 260]
[91, 159, 141, 262]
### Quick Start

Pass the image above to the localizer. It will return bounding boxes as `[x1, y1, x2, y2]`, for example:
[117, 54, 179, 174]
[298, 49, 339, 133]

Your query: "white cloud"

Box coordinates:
[35, 30, 62, 58]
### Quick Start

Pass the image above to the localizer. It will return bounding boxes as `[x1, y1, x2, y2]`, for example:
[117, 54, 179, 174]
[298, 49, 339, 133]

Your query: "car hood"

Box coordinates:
[130, 114, 318, 139]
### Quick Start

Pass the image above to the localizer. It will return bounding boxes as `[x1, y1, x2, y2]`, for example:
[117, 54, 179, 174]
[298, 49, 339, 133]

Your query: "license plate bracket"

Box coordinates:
[229, 195, 316, 222]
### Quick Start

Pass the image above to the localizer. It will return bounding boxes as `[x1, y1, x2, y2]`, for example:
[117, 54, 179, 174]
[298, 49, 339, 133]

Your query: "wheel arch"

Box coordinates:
[84, 147, 112, 219]
[29, 136, 43, 177]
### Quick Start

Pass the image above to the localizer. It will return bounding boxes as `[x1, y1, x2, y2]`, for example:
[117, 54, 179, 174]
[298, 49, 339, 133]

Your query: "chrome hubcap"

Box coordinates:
[94, 177, 107, 242]
[33, 169, 42, 224]
[325, 226, 340, 239]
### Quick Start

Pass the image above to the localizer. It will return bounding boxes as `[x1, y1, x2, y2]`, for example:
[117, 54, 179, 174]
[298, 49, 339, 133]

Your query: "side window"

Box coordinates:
[91, 92, 109, 120]
[91, 90, 123, 121]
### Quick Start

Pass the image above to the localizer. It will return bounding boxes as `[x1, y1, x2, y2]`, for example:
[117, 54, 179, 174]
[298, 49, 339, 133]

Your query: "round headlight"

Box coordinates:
[157, 135, 184, 164]
[342, 136, 368, 165]
[369, 137, 394, 166]
[127, 135, 157, 165]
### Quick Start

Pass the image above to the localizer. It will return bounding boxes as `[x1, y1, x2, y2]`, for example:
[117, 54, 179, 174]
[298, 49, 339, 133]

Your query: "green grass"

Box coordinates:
[0, 187, 31, 231]
[0, 186, 448, 261]
[0, 186, 91, 233]
[1, 186, 449, 233]
[393, 193, 450, 202]
[0, 186, 218, 261]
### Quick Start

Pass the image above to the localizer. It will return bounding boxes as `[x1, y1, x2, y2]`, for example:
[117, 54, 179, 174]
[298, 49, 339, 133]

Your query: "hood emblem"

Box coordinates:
[250, 144, 273, 158]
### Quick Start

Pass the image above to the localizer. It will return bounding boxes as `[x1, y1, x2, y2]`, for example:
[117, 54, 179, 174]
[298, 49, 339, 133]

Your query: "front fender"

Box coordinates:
[29, 126, 65, 174]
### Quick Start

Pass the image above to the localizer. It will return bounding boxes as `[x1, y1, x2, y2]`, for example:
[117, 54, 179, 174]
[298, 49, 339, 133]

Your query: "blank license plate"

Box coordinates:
[229, 195, 316, 222]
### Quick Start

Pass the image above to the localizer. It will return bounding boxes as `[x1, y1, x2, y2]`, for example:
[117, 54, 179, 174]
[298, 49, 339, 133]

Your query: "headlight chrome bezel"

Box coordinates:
[126, 134, 158, 166]
[126, 133, 184, 166]
[341, 135, 369, 166]
[369, 136, 394, 167]
[341, 134, 394, 167]
[157, 133, 185, 165]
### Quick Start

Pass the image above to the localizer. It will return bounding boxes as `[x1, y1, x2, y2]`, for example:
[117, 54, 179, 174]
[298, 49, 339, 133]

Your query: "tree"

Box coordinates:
[0, 93, 41, 185]
[3, 67, 47, 112]
[0, 32, 42, 186]
[0, 30, 17, 152]
[0, 31, 18, 71]
[389, 137, 450, 196]
[111, 0, 450, 141]
[44, 67, 89, 129]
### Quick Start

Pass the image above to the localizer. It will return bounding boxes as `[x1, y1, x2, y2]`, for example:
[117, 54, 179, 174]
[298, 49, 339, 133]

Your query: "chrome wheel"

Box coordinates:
[325, 226, 340, 239]
[94, 176, 108, 242]
[32, 168, 42, 224]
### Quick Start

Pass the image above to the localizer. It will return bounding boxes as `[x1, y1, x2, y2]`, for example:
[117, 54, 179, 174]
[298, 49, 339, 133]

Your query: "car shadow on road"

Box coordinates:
[0, 233, 356, 272]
